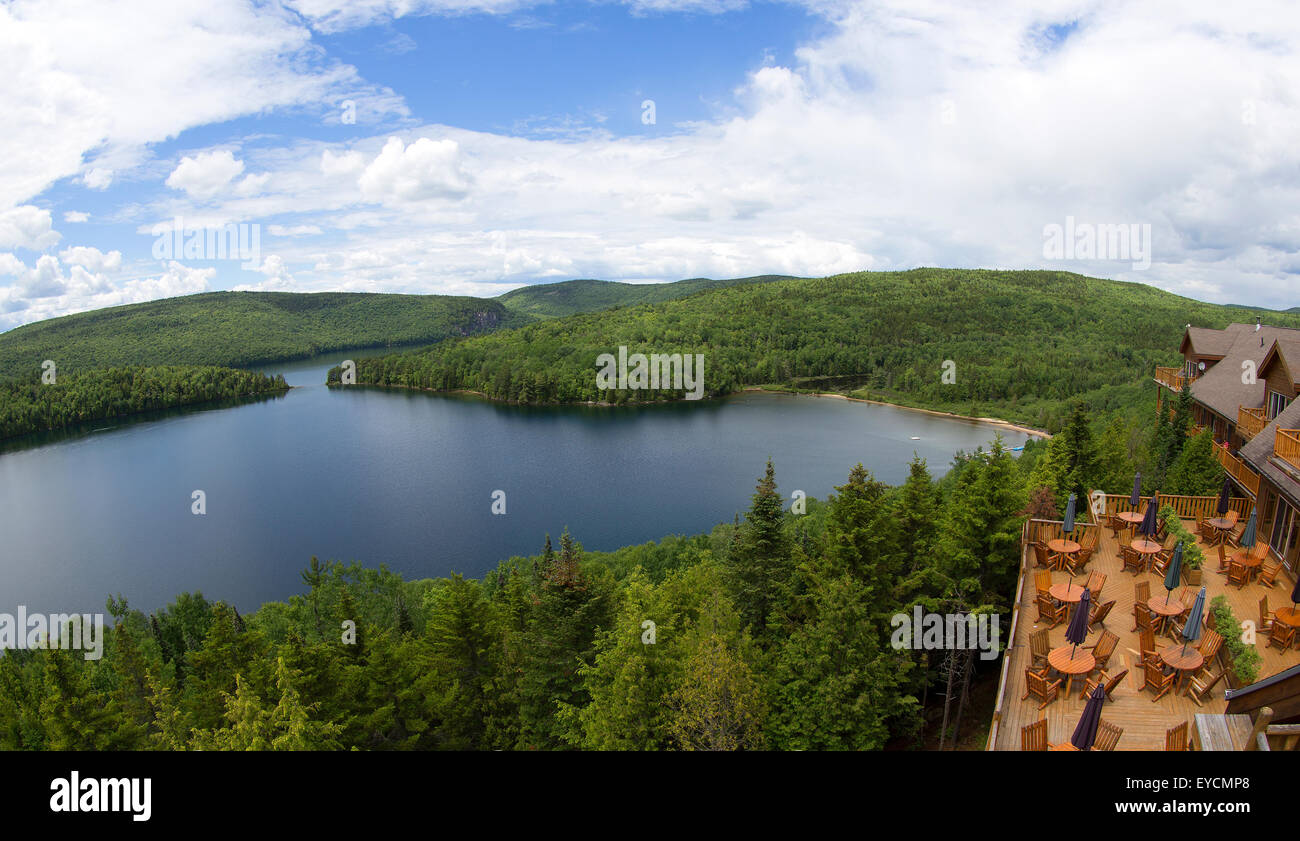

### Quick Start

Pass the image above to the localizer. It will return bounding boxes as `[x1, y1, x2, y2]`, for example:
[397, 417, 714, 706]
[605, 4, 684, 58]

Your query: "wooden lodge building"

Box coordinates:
[1154, 322, 1300, 575]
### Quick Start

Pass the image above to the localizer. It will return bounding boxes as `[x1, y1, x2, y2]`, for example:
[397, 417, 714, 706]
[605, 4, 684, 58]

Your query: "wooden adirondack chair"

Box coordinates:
[1165, 721, 1189, 751]
[1197, 518, 1215, 541]
[1133, 603, 1156, 635]
[1085, 571, 1107, 598]
[1143, 660, 1175, 701]
[1227, 561, 1250, 589]
[1035, 569, 1053, 594]
[1140, 627, 1158, 666]
[1121, 544, 1145, 575]
[1217, 543, 1230, 573]
[1107, 513, 1125, 538]
[1187, 670, 1224, 706]
[1135, 579, 1150, 605]
[1037, 592, 1068, 628]
[1268, 621, 1296, 650]
[1259, 560, 1283, 589]
[1021, 718, 1049, 751]
[1089, 599, 1116, 631]
[1085, 630, 1119, 672]
[1150, 553, 1170, 578]
[1029, 627, 1051, 670]
[1095, 719, 1124, 751]
[1259, 596, 1274, 633]
[1033, 541, 1053, 568]
[1081, 667, 1129, 702]
[1196, 630, 1223, 675]
[1022, 668, 1062, 710]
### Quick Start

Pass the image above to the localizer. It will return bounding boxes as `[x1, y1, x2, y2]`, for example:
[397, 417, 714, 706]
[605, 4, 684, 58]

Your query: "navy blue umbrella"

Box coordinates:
[1129, 473, 1142, 509]
[1072, 683, 1107, 750]
[1217, 477, 1232, 516]
[1181, 587, 1206, 657]
[1292, 572, 1300, 611]
[1139, 493, 1160, 540]
[1065, 587, 1092, 659]
[1063, 493, 1077, 535]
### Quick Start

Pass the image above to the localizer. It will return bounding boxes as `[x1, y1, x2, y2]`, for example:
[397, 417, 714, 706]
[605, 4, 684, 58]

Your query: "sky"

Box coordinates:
[1, 0, 1298, 332]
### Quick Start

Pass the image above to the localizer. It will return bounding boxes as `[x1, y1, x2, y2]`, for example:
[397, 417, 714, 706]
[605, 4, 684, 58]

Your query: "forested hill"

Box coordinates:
[0, 291, 516, 375]
[335, 269, 1300, 433]
[496, 275, 799, 319]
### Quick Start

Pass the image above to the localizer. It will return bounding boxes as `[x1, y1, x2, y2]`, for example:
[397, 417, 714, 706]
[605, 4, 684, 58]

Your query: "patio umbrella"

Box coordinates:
[1240, 509, 1258, 550]
[1065, 587, 1091, 659]
[1063, 493, 1077, 535]
[1163, 541, 1184, 606]
[1217, 477, 1232, 516]
[1292, 574, 1300, 612]
[1071, 683, 1107, 751]
[1139, 493, 1160, 540]
[1181, 586, 1206, 657]
[1129, 472, 1142, 509]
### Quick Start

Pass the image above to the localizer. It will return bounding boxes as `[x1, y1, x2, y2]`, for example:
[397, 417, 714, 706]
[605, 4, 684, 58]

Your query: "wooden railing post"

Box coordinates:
[1248, 707, 1275, 751]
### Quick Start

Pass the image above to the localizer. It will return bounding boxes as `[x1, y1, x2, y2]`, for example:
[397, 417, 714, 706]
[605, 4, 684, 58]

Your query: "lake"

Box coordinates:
[0, 357, 1033, 614]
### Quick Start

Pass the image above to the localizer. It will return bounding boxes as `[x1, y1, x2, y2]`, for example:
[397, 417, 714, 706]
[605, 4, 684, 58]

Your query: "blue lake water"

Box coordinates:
[0, 357, 1032, 614]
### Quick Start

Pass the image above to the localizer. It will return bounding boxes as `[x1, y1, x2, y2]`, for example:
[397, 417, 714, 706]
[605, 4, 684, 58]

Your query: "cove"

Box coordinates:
[0, 357, 1033, 615]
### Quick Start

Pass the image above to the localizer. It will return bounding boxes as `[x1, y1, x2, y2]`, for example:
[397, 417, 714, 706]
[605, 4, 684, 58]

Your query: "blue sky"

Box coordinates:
[1, 0, 1297, 330]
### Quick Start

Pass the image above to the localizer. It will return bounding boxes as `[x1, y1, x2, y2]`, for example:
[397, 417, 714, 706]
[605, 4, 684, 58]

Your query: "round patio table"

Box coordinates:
[1048, 538, 1081, 571]
[1274, 607, 1300, 628]
[1048, 645, 1096, 697]
[1118, 512, 1145, 526]
[1207, 517, 1234, 545]
[1160, 645, 1204, 694]
[1131, 539, 1162, 572]
[1050, 743, 1079, 751]
[1230, 548, 1263, 579]
[1148, 595, 1184, 636]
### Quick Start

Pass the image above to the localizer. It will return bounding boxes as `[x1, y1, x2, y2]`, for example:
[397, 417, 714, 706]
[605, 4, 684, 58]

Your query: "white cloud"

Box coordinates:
[60, 246, 123, 273]
[321, 149, 366, 177]
[165, 150, 246, 199]
[83, 168, 113, 190]
[0, 260, 213, 329]
[63, 211, 89, 223]
[268, 224, 323, 237]
[0, 205, 60, 251]
[358, 136, 471, 203]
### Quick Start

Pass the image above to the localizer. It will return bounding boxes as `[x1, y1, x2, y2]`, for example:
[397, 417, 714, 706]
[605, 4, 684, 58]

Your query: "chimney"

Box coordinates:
[1256, 317, 1261, 332]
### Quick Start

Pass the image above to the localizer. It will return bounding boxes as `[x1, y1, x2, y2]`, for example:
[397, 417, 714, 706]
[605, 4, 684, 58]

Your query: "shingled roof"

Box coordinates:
[1180, 325, 1237, 359]
[1186, 324, 1300, 419]
[1260, 339, 1300, 388]
[1239, 396, 1300, 509]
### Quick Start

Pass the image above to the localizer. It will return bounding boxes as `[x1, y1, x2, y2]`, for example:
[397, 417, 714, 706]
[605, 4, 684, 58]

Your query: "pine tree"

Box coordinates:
[724, 459, 793, 635]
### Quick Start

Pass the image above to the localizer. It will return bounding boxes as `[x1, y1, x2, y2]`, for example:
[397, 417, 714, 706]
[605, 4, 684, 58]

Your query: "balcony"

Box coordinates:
[1238, 406, 1268, 441]
[1154, 366, 1192, 391]
[1277, 429, 1300, 471]
[1215, 440, 1260, 498]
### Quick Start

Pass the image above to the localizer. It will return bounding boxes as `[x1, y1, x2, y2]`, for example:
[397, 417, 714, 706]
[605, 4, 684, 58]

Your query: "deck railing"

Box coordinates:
[1098, 492, 1253, 521]
[1277, 429, 1300, 471]
[1239, 406, 1268, 441]
[1215, 441, 1262, 498]
[1154, 366, 1190, 391]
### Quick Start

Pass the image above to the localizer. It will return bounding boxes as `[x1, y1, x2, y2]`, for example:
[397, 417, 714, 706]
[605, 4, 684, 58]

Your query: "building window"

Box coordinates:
[1270, 499, 1299, 568]
[1268, 390, 1291, 420]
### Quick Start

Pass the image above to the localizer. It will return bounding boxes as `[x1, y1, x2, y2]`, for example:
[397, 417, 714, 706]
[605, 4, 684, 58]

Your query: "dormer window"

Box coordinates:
[1268, 390, 1290, 420]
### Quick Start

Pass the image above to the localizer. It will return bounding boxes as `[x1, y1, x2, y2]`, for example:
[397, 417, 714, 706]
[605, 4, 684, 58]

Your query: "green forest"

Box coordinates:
[0, 366, 287, 439]
[0, 397, 1229, 750]
[330, 269, 1300, 433]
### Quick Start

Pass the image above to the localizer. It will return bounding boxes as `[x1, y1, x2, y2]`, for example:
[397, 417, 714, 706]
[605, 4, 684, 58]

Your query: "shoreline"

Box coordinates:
[333, 381, 1051, 439]
[741, 388, 1052, 440]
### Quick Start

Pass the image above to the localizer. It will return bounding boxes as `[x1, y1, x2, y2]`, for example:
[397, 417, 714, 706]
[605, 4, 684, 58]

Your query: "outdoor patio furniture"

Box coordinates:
[1259, 596, 1274, 634]
[1268, 621, 1296, 650]
[1095, 719, 1123, 751]
[1088, 599, 1115, 631]
[1080, 667, 1128, 702]
[1022, 668, 1062, 710]
[1029, 627, 1051, 670]
[1085, 570, 1106, 598]
[1020, 718, 1048, 751]
[1217, 544, 1230, 573]
[1140, 627, 1158, 666]
[1227, 561, 1250, 589]
[1035, 569, 1052, 594]
[1033, 541, 1053, 569]
[1037, 592, 1068, 628]
[1165, 721, 1189, 751]
[1142, 659, 1176, 701]
[1187, 670, 1224, 707]
[1121, 544, 1146, 574]
[1085, 630, 1119, 673]
[1135, 579, 1150, 608]
[1133, 604, 1156, 636]
[1258, 561, 1283, 589]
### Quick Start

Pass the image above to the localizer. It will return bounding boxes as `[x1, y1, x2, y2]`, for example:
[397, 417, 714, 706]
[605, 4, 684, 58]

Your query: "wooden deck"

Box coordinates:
[989, 518, 1300, 751]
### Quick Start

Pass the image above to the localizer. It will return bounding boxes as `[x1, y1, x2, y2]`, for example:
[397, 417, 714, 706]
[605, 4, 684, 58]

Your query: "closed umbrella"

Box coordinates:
[1291, 574, 1300, 612]
[1240, 509, 1258, 550]
[1065, 587, 1091, 659]
[1129, 473, 1142, 509]
[1217, 477, 1232, 516]
[1163, 541, 1184, 606]
[1139, 493, 1160, 540]
[1063, 493, 1077, 536]
[1072, 683, 1107, 751]
[1181, 586, 1206, 657]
